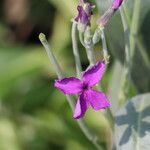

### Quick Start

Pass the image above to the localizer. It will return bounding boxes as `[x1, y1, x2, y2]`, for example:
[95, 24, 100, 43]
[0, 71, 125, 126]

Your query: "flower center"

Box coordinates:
[82, 83, 89, 91]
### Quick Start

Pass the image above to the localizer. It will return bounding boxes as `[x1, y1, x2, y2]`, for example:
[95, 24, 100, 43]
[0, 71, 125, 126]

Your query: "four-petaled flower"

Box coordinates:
[54, 61, 110, 119]
[75, 0, 95, 32]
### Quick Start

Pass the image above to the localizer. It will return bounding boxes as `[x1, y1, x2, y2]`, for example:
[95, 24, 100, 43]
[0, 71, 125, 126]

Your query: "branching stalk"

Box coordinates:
[84, 27, 96, 66]
[39, 33, 103, 150]
[100, 28, 110, 64]
[71, 21, 82, 78]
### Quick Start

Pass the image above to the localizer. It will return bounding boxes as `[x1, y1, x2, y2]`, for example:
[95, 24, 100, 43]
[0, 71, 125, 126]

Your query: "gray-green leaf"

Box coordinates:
[114, 93, 150, 150]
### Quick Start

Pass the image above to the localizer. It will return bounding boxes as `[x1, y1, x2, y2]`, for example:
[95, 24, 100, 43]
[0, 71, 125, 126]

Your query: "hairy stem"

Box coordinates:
[84, 27, 96, 66]
[39, 33, 103, 150]
[79, 32, 86, 47]
[100, 28, 109, 64]
[86, 45, 96, 65]
[79, 29, 95, 65]
[71, 22, 82, 78]
[39, 33, 63, 79]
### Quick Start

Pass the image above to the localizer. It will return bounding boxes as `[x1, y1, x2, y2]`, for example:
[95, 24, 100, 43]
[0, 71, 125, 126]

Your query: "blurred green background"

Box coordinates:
[0, 0, 149, 150]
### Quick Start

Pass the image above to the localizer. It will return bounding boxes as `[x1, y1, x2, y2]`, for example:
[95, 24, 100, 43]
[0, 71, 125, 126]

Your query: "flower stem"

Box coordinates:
[71, 21, 82, 78]
[100, 28, 110, 64]
[39, 33, 103, 150]
[39, 33, 63, 79]
[95, 27, 114, 123]
[84, 27, 96, 66]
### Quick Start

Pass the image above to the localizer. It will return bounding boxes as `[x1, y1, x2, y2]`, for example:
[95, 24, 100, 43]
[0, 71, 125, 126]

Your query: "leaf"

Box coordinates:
[114, 93, 150, 150]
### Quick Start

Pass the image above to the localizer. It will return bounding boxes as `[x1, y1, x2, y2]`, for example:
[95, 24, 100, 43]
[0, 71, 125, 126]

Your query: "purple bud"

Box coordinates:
[112, 0, 123, 10]
[97, 7, 114, 28]
[97, 0, 123, 28]
[75, 0, 95, 32]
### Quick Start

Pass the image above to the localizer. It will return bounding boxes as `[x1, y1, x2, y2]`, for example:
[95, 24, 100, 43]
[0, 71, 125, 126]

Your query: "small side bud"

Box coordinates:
[74, 0, 95, 33]
[39, 33, 46, 42]
[97, 0, 124, 28]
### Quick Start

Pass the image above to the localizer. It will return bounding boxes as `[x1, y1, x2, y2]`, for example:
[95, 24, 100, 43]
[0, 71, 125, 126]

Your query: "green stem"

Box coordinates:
[86, 45, 96, 65]
[100, 28, 110, 64]
[79, 32, 86, 47]
[39, 33, 103, 150]
[79, 29, 95, 65]
[71, 21, 82, 78]
[84, 27, 96, 66]
[39, 33, 63, 79]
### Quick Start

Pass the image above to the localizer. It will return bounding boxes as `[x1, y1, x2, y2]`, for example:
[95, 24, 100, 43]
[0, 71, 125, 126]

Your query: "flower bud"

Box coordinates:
[97, 7, 114, 29]
[75, 0, 95, 32]
[97, 0, 123, 28]
[112, 0, 123, 10]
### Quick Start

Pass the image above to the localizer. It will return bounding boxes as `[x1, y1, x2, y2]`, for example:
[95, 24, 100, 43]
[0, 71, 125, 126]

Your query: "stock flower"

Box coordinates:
[97, 0, 123, 28]
[54, 61, 110, 119]
[75, 0, 95, 32]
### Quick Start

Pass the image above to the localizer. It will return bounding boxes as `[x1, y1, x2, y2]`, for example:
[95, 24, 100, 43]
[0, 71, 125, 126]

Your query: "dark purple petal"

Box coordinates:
[85, 89, 110, 110]
[75, 1, 95, 31]
[54, 77, 82, 94]
[73, 93, 89, 119]
[75, 6, 89, 24]
[112, 0, 123, 10]
[82, 61, 106, 86]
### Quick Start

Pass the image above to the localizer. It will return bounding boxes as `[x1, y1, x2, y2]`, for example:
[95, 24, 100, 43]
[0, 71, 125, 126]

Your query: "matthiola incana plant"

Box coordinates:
[39, 0, 150, 149]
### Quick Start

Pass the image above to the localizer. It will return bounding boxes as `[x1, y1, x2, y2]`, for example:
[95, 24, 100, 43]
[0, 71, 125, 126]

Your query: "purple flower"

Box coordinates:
[75, 0, 95, 32]
[97, 0, 123, 28]
[54, 61, 110, 119]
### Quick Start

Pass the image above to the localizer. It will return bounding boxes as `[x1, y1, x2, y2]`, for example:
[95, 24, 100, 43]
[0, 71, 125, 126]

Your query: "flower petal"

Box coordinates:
[82, 61, 106, 86]
[54, 77, 82, 94]
[73, 93, 88, 119]
[85, 89, 110, 110]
